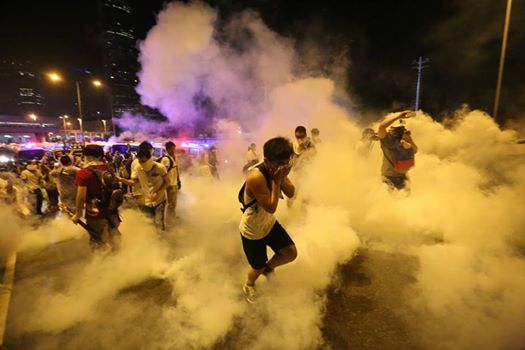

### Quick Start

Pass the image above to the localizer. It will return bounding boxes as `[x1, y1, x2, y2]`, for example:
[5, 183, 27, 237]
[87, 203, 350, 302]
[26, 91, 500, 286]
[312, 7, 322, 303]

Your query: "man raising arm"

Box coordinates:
[377, 110, 417, 190]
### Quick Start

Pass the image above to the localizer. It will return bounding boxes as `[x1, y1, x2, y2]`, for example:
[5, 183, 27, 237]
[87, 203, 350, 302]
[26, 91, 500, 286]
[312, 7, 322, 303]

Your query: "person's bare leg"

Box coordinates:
[247, 266, 265, 285]
[266, 245, 297, 269]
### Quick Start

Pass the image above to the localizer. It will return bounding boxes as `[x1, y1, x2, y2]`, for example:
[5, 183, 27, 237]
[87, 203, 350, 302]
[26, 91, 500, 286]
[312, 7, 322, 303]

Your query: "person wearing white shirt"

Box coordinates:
[20, 160, 44, 215]
[119, 149, 169, 233]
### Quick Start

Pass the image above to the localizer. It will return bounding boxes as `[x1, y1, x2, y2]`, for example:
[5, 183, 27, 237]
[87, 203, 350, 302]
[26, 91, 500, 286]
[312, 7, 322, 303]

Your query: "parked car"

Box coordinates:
[0, 147, 17, 172]
[110, 143, 139, 155]
[16, 148, 46, 166]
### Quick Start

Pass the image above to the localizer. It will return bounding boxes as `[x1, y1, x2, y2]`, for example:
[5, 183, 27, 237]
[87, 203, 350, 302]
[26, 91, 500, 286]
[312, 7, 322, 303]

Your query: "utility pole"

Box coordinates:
[493, 0, 513, 122]
[75, 81, 85, 144]
[412, 56, 429, 111]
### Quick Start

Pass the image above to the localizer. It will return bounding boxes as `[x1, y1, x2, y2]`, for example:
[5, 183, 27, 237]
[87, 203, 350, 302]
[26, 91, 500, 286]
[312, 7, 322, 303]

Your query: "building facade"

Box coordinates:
[0, 60, 45, 117]
[99, 0, 140, 118]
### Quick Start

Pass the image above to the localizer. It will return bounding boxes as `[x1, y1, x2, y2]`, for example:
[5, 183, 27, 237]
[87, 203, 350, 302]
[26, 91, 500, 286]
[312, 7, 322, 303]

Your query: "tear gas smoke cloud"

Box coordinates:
[5, 1, 525, 349]
[114, 112, 171, 138]
[0, 201, 83, 256]
[0, 205, 25, 256]
[8, 211, 170, 334]
[136, 1, 294, 133]
[296, 110, 525, 349]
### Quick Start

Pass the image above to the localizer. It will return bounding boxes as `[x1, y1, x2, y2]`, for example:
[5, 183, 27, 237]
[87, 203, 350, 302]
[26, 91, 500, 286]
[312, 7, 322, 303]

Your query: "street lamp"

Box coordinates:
[47, 72, 62, 82]
[28, 113, 37, 121]
[47, 72, 104, 144]
[59, 114, 69, 139]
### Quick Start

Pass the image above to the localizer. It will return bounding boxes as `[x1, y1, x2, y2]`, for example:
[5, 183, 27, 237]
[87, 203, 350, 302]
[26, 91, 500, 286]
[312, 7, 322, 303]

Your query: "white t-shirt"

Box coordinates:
[293, 137, 314, 156]
[130, 158, 143, 195]
[133, 162, 168, 207]
[239, 168, 276, 240]
[160, 154, 179, 187]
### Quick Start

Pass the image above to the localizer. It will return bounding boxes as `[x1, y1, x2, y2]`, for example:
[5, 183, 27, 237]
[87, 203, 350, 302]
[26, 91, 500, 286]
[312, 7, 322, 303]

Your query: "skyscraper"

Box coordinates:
[99, 0, 140, 118]
[0, 60, 45, 116]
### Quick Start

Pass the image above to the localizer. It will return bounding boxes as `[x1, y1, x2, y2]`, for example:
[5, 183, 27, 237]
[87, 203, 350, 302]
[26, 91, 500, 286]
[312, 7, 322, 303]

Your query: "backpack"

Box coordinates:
[238, 163, 272, 213]
[391, 145, 414, 171]
[157, 155, 176, 172]
[121, 158, 133, 179]
[85, 167, 124, 217]
[382, 137, 415, 172]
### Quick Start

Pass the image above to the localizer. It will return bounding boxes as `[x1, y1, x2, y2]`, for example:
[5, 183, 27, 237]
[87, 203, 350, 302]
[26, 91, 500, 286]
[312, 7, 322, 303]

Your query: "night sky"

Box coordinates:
[0, 0, 524, 125]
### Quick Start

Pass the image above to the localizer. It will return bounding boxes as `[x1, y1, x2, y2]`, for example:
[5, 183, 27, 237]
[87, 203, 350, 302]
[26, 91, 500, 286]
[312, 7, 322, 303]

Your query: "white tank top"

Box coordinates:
[239, 168, 276, 240]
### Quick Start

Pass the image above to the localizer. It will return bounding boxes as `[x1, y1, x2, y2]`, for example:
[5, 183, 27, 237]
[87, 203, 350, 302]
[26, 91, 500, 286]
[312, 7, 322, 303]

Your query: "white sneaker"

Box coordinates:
[242, 282, 256, 303]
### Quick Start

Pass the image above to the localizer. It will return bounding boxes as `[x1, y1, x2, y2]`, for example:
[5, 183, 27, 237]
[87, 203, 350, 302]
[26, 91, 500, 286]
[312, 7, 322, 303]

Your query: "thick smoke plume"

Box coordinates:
[136, 1, 294, 134]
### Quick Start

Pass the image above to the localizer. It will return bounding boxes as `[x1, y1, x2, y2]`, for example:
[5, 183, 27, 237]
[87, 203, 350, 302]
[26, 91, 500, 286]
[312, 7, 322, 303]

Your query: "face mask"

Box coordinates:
[141, 159, 155, 172]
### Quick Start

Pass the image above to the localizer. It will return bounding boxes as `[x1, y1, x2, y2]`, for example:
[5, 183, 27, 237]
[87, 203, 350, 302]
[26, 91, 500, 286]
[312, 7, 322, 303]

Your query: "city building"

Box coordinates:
[0, 60, 45, 117]
[99, 0, 140, 118]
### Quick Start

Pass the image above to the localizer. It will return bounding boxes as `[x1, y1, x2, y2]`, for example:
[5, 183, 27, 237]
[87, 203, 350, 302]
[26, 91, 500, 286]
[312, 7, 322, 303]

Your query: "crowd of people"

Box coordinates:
[0, 110, 417, 302]
[0, 141, 183, 250]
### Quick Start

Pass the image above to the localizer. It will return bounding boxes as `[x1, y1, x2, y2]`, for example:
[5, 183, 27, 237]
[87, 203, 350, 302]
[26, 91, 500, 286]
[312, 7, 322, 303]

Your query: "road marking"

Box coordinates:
[0, 250, 17, 347]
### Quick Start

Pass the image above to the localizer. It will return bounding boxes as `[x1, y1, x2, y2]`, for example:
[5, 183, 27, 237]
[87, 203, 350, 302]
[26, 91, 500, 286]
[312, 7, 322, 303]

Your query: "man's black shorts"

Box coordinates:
[241, 221, 295, 270]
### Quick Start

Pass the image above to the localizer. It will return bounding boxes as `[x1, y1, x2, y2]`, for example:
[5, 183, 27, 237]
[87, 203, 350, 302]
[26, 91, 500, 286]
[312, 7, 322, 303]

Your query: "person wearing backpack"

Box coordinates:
[378, 110, 418, 190]
[72, 144, 121, 252]
[20, 160, 44, 215]
[239, 137, 297, 303]
[159, 141, 181, 224]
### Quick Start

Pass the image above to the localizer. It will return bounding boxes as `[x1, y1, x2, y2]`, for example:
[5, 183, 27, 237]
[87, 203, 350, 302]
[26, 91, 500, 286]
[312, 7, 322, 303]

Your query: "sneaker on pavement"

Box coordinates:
[243, 282, 256, 303]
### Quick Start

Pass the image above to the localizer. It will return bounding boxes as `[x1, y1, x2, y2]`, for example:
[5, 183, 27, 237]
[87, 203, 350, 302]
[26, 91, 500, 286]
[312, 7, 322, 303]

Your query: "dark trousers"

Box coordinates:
[47, 188, 59, 206]
[32, 189, 44, 215]
[142, 201, 166, 232]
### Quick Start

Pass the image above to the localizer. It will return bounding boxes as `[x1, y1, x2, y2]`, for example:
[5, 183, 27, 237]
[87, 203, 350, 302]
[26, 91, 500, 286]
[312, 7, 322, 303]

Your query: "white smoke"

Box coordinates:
[136, 1, 294, 133]
[8, 211, 169, 334]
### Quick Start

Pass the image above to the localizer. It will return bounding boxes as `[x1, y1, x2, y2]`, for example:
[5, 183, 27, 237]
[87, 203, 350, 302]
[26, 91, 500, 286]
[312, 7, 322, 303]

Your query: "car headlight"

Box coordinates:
[0, 155, 13, 163]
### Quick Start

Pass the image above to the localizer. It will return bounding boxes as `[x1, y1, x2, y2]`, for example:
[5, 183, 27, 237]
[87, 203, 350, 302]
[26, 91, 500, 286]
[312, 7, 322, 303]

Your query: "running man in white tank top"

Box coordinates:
[240, 137, 297, 303]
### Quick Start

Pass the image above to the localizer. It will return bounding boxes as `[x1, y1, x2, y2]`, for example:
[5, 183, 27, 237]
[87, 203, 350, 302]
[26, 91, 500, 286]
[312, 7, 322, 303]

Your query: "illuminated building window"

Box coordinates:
[19, 88, 34, 97]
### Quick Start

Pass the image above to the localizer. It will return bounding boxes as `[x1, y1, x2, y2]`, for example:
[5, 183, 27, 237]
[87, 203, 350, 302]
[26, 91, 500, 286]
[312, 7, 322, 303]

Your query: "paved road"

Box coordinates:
[4, 238, 424, 350]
